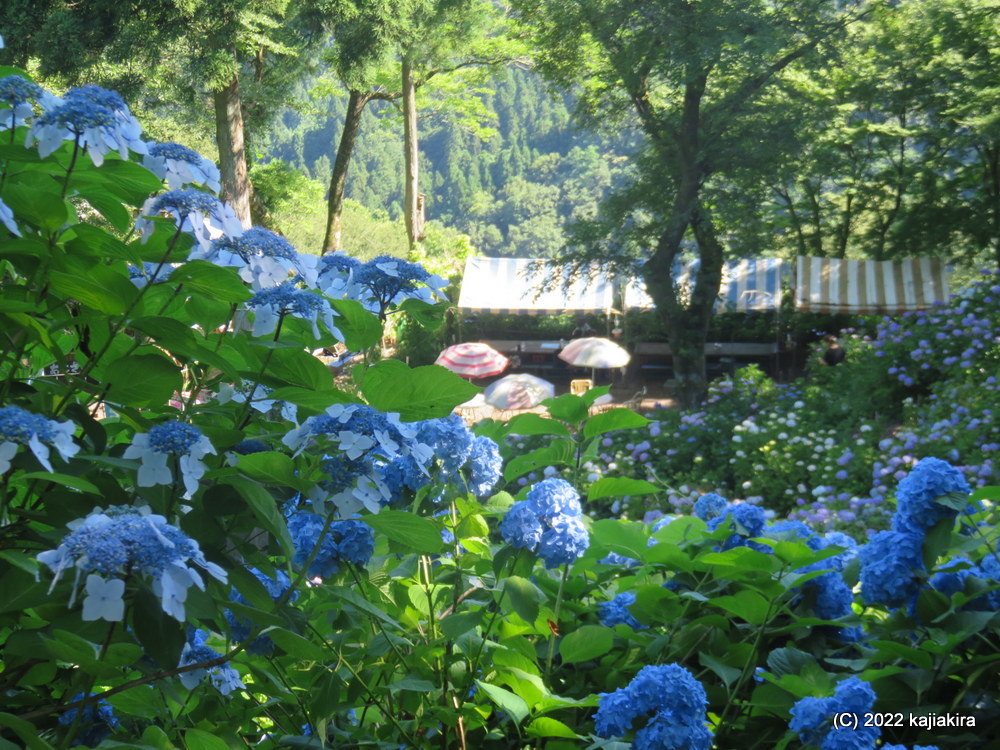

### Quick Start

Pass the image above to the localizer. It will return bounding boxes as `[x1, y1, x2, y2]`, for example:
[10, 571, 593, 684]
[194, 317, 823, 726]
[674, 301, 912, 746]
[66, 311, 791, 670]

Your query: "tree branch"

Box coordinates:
[16, 649, 244, 723]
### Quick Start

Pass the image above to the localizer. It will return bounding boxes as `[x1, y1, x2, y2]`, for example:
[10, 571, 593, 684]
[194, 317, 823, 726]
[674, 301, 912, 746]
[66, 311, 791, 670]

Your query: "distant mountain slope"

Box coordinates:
[263, 67, 637, 257]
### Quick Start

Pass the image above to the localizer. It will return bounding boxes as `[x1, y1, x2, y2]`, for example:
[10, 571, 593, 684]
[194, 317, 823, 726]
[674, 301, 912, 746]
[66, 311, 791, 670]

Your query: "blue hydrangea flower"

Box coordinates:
[377, 454, 431, 503]
[598, 591, 645, 629]
[599, 551, 640, 567]
[81, 574, 126, 621]
[123, 421, 216, 499]
[537, 514, 589, 568]
[37, 506, 227, 623]
[58, 692, 120, 746]
[970, 553, 1000, 610]
[231, 439, 270, 455]
[417, 414, 473, 473]
[789, 677, 879, 749]
[143, 140, 221, 192]
[930, 557, 973, 597]
[501, 480, 589, 567]
[707, 502, 767, 550]
[633, 711, 714, 750]
[499, 501, 544, 551]
[858, 530, 924, 609]
[0, 404, 78, 473]
[287, 512, 374, 578]
[807, 532, 860, 569]
[594, 663, 712, 748]
[526, 478, 583, 521]
[467, 435, 503, 498]
[892, 457, 972, 536]
[178, 630, 244, 695]
[806, 568, 854, 621]
[693, 492, 728, 521]
[225, 568, 298, 654]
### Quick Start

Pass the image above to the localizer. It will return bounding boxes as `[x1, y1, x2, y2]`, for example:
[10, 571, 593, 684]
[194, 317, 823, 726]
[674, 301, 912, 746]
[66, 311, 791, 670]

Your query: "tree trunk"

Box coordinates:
[642, 74, 723, 409]
[213, 74, 253, 229]
[323, 90, 372, 254]
[986, 143, 1000, 269]
[402, 56, 424, 250]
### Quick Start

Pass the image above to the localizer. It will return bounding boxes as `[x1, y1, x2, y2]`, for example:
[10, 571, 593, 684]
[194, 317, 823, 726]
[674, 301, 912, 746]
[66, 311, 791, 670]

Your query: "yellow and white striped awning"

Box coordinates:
[457, 257, 614, 315]
[795, 256, 950, 314]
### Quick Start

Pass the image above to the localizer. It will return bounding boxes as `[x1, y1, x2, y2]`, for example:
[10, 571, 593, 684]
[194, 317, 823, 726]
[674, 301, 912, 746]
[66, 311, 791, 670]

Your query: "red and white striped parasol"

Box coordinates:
[435, 342, 510, 378]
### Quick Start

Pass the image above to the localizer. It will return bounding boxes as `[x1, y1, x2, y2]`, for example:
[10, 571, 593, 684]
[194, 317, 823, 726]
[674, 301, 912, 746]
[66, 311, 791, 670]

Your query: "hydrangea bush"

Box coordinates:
[0, 61, 998, 750]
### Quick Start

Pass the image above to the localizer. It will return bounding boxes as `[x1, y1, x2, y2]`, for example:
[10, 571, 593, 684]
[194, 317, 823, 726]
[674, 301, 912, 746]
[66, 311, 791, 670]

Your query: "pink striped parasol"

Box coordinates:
[435, 342, 510, 378]
[558, 337, 631, 369]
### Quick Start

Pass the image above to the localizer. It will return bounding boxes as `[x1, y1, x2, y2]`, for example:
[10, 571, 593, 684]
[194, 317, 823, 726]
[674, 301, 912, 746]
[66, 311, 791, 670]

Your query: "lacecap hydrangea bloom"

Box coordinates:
[789, 677, 879, 750]
[37, 505, 227, 623]
[500, 478, 589, 568]
[284, 403, 432, 515]
[378, 416, 503, 502]
[143, 140, 221, 192]
[135, 188, 243, 253]
[594, 663, 712, 749]
[246, 282, 339, 339]
[0, 74, 42, 131]
[123, 420, 216, 499]
[353, 254, 447, 318]
[891, 457, 972, 536]
[178, 629, 244, 695]
[315, 252, 362, 298]
[0, 404, 79, 473]
[26, 84, 145, 165]
[196, 226, 310, 290]
[287, 513, 375, 578]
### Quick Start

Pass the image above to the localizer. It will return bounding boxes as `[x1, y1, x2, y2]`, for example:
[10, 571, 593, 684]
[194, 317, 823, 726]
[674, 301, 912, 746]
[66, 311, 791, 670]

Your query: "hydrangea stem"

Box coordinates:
[544, 565, 571, 676]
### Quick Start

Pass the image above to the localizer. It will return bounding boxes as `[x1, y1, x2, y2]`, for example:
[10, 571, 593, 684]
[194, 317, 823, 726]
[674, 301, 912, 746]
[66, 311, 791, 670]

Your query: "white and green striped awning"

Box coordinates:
[457, 257, 615, 315]
[795, 256, 950, 314]
[624, 258, 787, 312]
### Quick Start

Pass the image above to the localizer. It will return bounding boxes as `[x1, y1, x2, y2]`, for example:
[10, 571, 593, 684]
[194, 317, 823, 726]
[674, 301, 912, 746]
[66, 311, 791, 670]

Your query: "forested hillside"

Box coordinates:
[264, 67, 638, 257]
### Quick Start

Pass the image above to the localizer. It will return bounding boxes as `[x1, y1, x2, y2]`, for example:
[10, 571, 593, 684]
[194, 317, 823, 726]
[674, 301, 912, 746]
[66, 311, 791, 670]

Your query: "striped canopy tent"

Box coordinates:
[623, 258, 787, 312]
[795, 256, 950, 314]
[457, 257, 615, 315]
